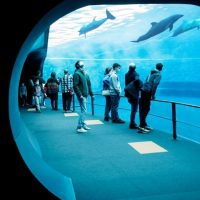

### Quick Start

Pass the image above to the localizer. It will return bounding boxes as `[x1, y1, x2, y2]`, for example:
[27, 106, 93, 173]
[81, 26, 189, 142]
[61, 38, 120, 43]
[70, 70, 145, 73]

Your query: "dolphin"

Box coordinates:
[79, 9, 116, 38]
[172, 18, 200, 37]
[131, 14, 184, 42]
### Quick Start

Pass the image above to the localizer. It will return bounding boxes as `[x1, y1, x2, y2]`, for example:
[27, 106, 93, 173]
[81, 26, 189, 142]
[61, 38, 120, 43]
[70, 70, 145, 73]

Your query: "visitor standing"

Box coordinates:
[73, 61, 95, 133]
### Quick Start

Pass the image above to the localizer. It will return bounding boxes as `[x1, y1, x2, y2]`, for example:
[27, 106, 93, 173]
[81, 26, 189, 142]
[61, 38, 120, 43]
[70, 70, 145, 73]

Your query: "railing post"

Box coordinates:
[91, 96, 94, 116]
[172, 102, 177, 140]
[72, 94, 75, 112]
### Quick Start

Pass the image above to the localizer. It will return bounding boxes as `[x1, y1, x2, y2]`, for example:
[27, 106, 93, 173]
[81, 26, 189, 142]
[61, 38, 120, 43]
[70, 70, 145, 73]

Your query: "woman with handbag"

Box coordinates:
[102, 67, 112, 121]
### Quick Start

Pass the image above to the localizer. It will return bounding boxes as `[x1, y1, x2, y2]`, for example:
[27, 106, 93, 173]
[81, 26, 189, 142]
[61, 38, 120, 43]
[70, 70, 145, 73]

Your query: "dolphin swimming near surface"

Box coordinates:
[79, 9, 116, 38]
[172, 18, 200, 37]
[131, 14, 184, 42]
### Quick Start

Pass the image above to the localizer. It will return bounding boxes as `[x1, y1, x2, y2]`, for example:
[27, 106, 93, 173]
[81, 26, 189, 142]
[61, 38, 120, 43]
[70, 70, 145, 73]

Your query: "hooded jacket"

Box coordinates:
[142, 69, 162, 99]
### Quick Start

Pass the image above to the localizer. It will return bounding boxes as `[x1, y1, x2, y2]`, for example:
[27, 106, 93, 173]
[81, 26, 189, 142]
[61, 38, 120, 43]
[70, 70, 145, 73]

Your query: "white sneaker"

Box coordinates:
[138, 127, 150, 133]
[77, 128, 87, 133]
[144, 125, 153, 130]
[83, 125, 91, 130]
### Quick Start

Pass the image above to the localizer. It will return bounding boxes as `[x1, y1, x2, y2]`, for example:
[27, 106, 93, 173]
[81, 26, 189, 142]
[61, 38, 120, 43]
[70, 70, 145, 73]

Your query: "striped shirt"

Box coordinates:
[61, 74, 73, 93]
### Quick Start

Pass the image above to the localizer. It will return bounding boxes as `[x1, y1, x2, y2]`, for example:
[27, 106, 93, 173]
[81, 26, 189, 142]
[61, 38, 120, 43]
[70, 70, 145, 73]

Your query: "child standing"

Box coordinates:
[33, 79, 43, 112]
[19, 82, 27, 106]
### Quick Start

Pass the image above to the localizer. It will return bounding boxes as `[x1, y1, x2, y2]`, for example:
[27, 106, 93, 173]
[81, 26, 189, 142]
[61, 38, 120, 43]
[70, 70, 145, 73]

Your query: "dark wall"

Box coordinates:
[1, 1, 63, 199]
[20, 49, 47, 105]
[0, 0, 199, 199]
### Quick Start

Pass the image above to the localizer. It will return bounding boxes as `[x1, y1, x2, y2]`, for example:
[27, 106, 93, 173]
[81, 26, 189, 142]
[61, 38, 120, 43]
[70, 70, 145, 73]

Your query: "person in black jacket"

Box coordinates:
[138, 63, 163, 133]
[125, 63, 141, 129]
[46, 72, 60, 110]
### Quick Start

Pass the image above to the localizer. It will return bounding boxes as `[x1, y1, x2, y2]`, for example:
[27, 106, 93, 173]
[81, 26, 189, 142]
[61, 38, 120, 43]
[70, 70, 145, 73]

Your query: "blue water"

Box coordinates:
[43, 4, 200, 143]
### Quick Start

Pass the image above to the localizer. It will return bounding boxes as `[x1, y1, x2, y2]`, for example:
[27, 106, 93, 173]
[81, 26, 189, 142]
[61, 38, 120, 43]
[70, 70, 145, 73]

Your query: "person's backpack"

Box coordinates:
[124, 79, 143, 99]
[103, 75, 110, 90]
[47, 82, 59, 94]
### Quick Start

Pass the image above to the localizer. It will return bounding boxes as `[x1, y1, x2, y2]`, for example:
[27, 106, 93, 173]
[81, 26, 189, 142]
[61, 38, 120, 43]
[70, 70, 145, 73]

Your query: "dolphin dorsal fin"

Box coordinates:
[169, 24, 173, 31]
[93, 17, 96, 21]
[151, 22, 157, 26]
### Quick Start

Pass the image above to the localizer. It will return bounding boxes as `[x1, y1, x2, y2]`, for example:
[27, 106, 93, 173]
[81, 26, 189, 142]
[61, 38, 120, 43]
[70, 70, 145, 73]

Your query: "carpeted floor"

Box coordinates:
[21, 106, 200, 200]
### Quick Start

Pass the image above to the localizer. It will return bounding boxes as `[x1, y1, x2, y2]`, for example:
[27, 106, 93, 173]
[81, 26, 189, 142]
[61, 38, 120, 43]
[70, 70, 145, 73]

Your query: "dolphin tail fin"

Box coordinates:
[106, 9, 116, 20]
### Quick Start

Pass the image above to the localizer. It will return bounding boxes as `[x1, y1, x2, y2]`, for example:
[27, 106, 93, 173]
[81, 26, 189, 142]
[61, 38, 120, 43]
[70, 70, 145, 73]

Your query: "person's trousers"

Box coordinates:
[62, 92, 73, 111]
[104, 96, 112, 118]
[139, 91, 151, 127]
[110, 95, 120, 121]
[77, 96, 87, 129]
[34, 95, 42, 111]
[50, 93, 58, 110]
[129, 98, 139, 125]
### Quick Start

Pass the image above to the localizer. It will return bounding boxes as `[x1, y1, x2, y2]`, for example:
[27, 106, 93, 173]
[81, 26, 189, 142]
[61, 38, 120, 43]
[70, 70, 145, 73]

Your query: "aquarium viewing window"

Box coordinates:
[44, 4, 200, 105]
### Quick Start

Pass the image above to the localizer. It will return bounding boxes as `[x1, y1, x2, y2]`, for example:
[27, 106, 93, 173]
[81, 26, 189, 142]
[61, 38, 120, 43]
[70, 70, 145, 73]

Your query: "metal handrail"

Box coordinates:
[72, 93, 200, 140]
[91, 94, 200, 140]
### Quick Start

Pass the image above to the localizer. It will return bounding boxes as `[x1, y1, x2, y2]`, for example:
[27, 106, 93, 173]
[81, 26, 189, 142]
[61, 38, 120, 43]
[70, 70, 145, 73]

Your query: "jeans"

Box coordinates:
[129, 98, 139, 125]
[34, 95, 42, 111]
[110, 95, 120, 121]
[104, 96, 112, 119]
[77, 96, 87, 129]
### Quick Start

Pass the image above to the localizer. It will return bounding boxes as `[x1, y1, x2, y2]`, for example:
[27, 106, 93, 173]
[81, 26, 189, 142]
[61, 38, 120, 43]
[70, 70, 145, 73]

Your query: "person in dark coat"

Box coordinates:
[138, 63, 163, 133]
[125, 63, 141, 129]
[46, 72, 59, 110]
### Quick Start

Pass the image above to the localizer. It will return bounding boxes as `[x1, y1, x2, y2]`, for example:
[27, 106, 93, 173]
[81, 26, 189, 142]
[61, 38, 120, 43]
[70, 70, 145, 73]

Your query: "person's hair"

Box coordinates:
[75, 61, 80, 69]
[75, 60, 84, 69]
[129, 62, 136, 71]
[156, 63, 163, 71]
[51, 72, 56, 78]
[104, 67, 112, 75]
[36, 70, 41, 76]
[64, 69, 68, 74]
[112, 63, 121, 70]
[35, 78, 39, 83]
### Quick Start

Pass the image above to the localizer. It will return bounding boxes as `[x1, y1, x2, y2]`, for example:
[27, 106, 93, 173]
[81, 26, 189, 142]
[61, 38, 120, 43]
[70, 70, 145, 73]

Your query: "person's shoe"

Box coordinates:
[83, 125, 91, 130]
[138, 126, 150, 133]
[129, 123, 139, 129]
[77, 128, 87, 133]
[144, 125, 153, 131]
[112, 119, 125, 124]
[104, 117, 109, 121]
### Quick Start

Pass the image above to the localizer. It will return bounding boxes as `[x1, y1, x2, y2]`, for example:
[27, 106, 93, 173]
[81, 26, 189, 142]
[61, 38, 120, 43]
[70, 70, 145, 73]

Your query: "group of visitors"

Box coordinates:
[103, 62, 163, 133]
[19, 70, 46, 112]
[19, 69, 74, 113]
[19, 60, 163, 134]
